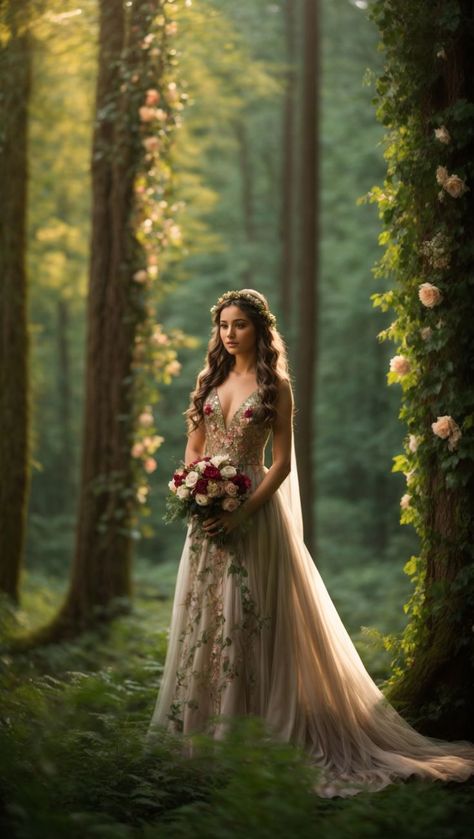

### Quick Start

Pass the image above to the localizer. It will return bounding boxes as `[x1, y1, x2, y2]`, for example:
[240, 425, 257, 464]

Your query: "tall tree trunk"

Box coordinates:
[279, 0, 296, 328]
[56, 297, 74, 505]
[235, 120, 255, 286]
[370, 0, 474, 738]
[295, 0, 320, 554]
[0, 1, 32, 604]
[38, 0, 158, 640]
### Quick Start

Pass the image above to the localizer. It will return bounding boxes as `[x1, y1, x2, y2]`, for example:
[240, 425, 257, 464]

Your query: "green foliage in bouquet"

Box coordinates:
[164, 455, 252, 545]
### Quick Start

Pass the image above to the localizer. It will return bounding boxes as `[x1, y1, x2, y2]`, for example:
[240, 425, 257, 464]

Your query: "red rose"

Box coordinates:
[173, 472, 185, 486]
[203, 465, 221, 479]
[204, 404, 213, 415]
[243, 407, 253, 418]
[232, 473, 251, 493]
[195, 478, 208, 494]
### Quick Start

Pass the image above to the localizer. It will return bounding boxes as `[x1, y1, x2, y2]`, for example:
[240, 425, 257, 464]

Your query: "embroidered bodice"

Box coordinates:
[203, 386, 271, 467]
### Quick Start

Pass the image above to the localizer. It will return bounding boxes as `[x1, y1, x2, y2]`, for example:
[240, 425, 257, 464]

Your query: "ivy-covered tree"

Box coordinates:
[369, 0, 474, 738]
[36, 0, 184, 640]
[0, 0, 33, 603]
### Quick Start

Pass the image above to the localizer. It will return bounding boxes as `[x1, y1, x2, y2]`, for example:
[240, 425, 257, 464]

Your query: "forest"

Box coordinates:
[1, 0, 473, 836]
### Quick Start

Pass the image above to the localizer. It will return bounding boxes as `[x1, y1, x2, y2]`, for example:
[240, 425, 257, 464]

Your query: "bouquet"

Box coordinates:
[165, 455, 252, 542]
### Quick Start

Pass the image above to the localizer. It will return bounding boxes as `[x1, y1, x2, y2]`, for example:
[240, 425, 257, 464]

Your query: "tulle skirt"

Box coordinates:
[148, 464, 474, 797]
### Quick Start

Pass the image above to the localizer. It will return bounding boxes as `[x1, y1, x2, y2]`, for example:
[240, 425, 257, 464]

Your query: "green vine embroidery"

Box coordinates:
[167, 519, 269, 733]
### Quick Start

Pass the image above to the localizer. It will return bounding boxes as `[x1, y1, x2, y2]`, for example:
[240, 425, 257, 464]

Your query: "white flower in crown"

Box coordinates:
[210, 289, 277, 327]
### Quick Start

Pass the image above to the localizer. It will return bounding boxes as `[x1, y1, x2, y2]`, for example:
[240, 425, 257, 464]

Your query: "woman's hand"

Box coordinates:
[202, 507, 247, 538]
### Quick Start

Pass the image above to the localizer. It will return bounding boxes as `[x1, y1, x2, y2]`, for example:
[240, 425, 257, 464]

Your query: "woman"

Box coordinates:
[148, 288, 474, 797]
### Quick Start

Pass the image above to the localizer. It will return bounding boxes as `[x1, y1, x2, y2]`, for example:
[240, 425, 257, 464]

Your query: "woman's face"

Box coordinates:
[219, 305, 257, 356]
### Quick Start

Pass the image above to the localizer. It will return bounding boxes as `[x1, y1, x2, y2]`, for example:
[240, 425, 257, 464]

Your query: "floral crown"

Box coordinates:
[210, 290, 277, 328]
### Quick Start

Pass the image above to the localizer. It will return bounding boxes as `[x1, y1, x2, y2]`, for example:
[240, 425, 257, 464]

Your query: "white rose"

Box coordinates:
[207, 481, 220, 498]
[195, 493, 210, 506]
[224, 481, 238, 497]
[408, 434, 419, 453]
[211, 455, 227, 467]
[176, 485, 190, 500]
[195, 460, 208, 472]
[389, 355, 411, 376]
[222, 497, 239, 512]
[220, 465, 237, 478]
[168, 480, 177, 493]
[431, 415, 462, 450]
[434, 125, 451, 144]
[185, 471, 199, 487]
[444, 174, 468, 198]
[418, 282, 442, 308]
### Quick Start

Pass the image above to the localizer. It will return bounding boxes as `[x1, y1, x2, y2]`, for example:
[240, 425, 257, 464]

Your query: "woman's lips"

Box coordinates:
[227, 342, 238, 347]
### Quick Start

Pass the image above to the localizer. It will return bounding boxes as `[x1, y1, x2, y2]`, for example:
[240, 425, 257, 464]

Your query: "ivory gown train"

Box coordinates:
[148, 386, 474, 797]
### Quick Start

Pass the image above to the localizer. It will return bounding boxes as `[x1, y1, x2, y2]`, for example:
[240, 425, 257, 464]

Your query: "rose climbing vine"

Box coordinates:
[124, 0, 193, 538]
[366, 0, 474, 729]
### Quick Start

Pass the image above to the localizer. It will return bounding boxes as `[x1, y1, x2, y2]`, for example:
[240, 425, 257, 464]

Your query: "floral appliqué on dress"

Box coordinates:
[167, 388, 272, 733]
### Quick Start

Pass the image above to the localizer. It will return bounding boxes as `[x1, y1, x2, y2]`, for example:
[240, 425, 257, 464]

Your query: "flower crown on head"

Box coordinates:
[210, 290, 277, 328]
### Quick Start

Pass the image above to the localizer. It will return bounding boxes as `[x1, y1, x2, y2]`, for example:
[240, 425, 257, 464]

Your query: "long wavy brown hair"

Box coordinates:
[185, 289, 291, 433]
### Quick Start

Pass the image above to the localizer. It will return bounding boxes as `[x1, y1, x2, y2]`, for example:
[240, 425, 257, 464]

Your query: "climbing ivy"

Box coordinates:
[123, 0, 194, 538]
[365, 0, 474, 724]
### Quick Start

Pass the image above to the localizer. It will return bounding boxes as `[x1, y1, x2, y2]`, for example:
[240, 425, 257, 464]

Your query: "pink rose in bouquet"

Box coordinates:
[165, 455, 252, 542]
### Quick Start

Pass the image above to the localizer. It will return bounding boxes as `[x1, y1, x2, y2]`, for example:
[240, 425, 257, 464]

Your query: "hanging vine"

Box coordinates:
[115, 0, 193, 540]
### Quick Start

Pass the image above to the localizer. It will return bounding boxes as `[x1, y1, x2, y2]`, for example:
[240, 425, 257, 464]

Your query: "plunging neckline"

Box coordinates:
[214, 385, 259, 433]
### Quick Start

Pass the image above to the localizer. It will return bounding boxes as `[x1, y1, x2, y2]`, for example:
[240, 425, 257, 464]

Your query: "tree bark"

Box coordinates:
[36, 0, 158, 641]
[235, 120, 255, 286]
[279, 0, 296, 328]
[56, 297, 74, 505]
[0, 1, 32, 604]
[295, 0, 320, 554]
[383, 0, 474, 739]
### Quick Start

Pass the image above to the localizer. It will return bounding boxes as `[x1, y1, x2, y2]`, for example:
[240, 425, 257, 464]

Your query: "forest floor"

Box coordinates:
[1, 560, 473, 838]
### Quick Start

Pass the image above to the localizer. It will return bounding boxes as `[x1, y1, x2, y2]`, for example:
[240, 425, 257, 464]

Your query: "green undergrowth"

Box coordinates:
[0, 561, 472, 838]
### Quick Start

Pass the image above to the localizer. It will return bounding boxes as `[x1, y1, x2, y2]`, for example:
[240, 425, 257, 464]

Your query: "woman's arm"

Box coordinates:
[203, 378, 293, 537]
[184, 420, 206, 466]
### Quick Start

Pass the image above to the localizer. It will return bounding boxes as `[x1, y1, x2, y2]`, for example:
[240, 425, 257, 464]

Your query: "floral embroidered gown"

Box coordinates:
[148, 386, 474, 797]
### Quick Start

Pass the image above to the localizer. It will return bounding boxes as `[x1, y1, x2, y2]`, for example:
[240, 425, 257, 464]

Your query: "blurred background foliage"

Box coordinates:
[25, 0, 416, 666]
[4, 1, 473, 834]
